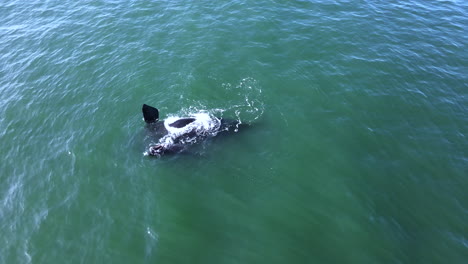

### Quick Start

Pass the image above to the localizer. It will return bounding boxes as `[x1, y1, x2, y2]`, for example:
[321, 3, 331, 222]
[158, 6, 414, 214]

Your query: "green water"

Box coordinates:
[1, 1, 467, 263]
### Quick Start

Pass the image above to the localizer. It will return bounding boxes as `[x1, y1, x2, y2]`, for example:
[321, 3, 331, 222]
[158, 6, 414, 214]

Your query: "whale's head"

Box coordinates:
[148, 144, 165, 156]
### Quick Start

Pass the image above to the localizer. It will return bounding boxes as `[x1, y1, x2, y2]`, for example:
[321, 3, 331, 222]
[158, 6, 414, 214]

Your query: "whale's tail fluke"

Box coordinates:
[142, 104, 159, 123]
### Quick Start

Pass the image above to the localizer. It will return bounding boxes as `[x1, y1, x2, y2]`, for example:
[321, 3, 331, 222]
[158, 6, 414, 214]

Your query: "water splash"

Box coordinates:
[220, 77, 264, 124]
[142, 78, 265, 157]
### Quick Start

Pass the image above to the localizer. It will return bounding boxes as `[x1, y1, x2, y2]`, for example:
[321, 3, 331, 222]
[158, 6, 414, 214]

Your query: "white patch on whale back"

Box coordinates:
[160, 112, 221, 146]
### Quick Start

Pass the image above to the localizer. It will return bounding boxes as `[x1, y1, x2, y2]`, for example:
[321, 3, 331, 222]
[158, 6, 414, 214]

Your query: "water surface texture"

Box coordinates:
[1, 1, 467, 263]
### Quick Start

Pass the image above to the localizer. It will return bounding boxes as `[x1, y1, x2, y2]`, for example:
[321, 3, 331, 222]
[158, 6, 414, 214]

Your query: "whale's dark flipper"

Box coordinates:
[142, 104, 159, 123]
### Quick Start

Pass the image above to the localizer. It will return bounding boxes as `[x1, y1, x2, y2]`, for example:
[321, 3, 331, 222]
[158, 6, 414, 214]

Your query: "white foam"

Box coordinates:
[160, 112, 221, 146]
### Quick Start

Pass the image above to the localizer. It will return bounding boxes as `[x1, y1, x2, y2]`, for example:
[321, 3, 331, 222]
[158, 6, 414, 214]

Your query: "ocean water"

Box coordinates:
[1, 0, 467, 263]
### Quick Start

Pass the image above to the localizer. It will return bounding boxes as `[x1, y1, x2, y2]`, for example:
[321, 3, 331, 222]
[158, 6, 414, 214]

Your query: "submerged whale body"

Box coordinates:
[142, 104, 243, 157]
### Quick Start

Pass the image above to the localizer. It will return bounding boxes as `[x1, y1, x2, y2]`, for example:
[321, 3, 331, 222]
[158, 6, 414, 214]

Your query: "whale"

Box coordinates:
[142, 104, 244, 157]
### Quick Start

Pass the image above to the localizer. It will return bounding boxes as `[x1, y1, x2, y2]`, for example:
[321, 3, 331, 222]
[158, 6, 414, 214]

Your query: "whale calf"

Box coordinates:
[142, 104, 244, 157]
